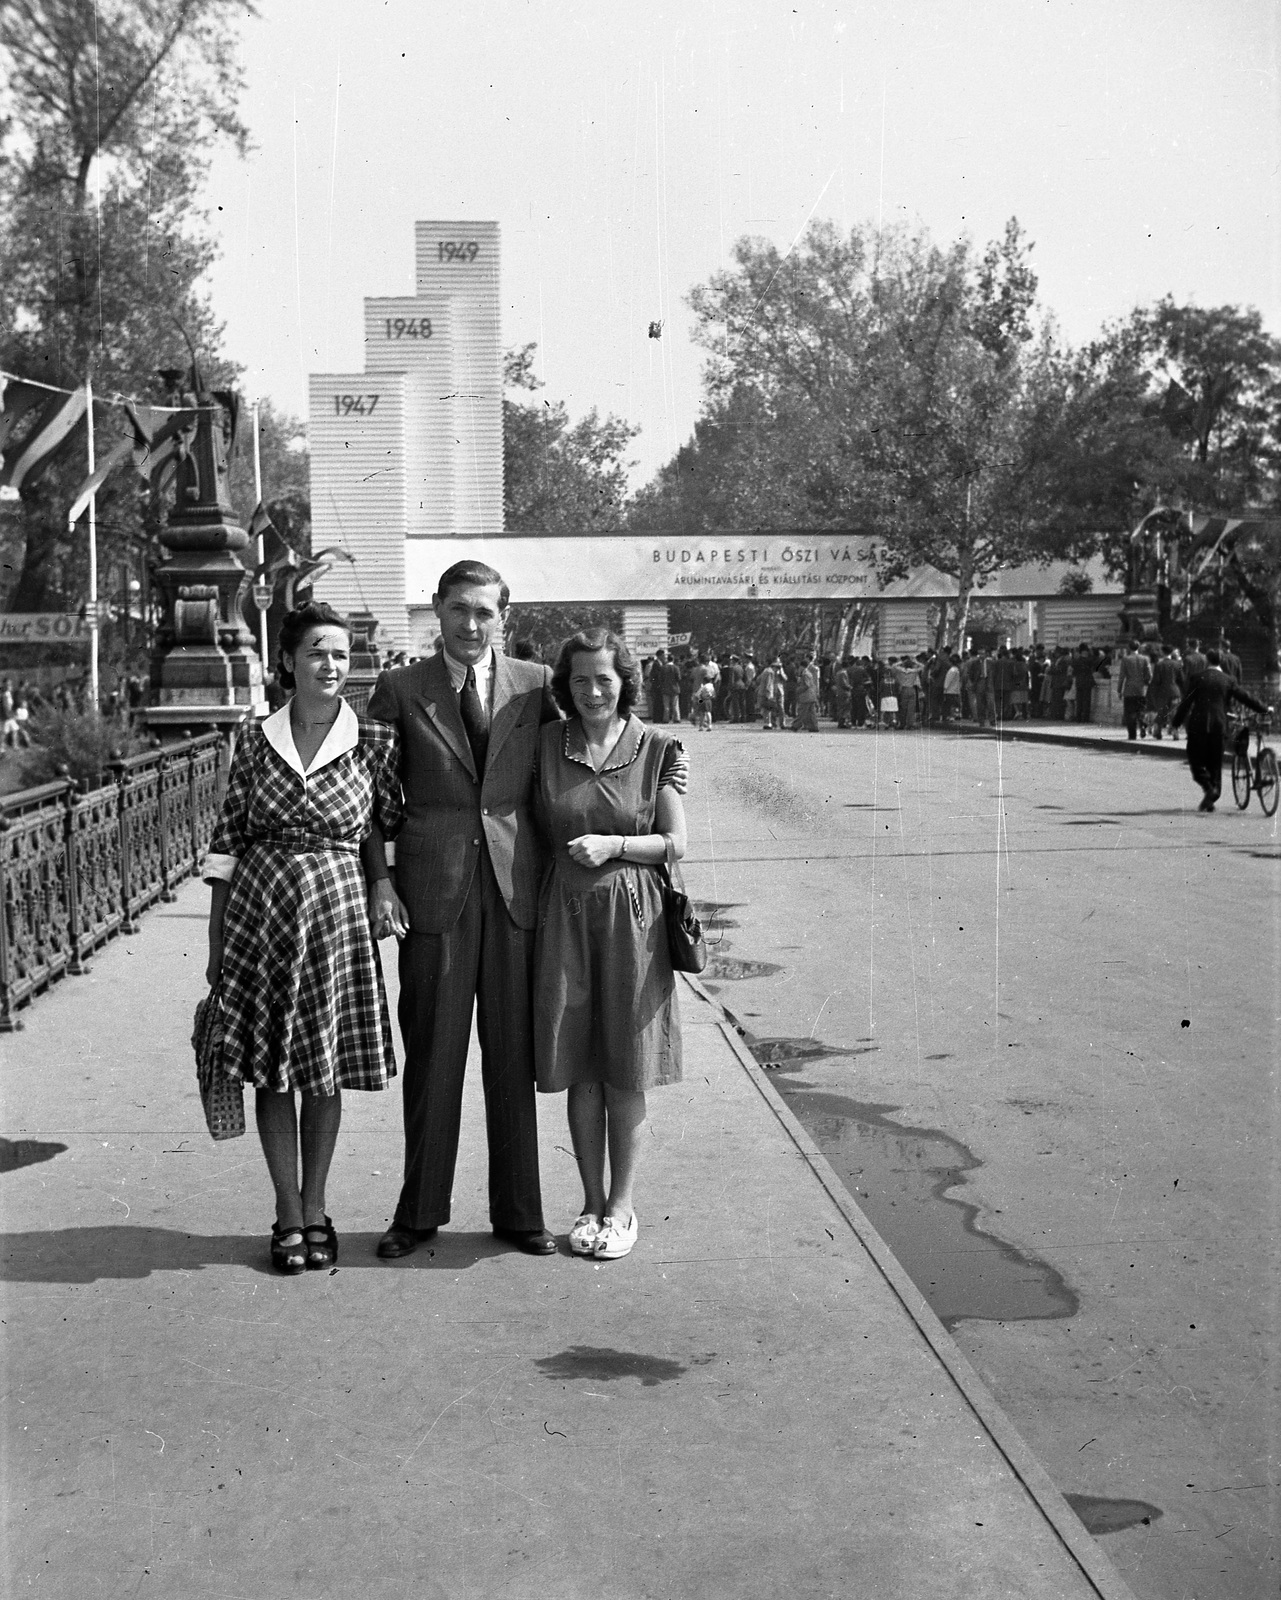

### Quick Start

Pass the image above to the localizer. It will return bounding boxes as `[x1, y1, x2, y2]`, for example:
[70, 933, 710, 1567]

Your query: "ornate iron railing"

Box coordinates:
[0, 733, 229, 1030]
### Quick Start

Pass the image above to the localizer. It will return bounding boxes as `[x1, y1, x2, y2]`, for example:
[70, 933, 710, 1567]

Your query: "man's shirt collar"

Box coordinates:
[441, 645, 495, 695]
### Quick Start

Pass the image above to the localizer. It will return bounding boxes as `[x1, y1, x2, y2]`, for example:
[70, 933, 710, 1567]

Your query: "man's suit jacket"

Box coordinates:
[367, 652, 561, 935]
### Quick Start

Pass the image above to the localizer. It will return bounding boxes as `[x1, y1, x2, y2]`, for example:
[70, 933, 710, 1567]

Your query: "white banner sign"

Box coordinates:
[0, 613, 94, 642]
[405, 535, 879, 605]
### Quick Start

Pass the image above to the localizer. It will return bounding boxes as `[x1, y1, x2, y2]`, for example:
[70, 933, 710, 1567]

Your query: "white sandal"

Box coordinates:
[594, 1212, 638, 1260]
[569, 1213, 602, 1255]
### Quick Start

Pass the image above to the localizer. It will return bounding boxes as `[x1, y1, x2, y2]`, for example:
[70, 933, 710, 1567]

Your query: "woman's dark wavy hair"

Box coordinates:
[550, 628, 642, 719]
[277, 602, 352, 690]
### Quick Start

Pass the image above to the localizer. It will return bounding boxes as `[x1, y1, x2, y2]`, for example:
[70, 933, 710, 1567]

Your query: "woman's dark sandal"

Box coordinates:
[303, 1217, 338, 1270]
[270, 1223, 307, 1275]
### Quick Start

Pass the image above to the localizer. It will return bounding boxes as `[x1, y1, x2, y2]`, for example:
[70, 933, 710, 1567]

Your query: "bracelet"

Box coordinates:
[618, 836, 628, 859]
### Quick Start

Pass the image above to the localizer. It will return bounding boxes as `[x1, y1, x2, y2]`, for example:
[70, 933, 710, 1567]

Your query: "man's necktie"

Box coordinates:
[459, 666, 489, 773]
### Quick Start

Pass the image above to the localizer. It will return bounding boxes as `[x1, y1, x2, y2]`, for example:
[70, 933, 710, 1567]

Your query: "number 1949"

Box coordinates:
[437, 241, 479, 262]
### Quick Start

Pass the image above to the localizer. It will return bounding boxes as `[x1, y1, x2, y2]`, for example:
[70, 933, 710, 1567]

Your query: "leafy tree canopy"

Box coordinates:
[0, 0, 264, 628]
[503, 341, 639, 536]
[633, 217, 1133, 643]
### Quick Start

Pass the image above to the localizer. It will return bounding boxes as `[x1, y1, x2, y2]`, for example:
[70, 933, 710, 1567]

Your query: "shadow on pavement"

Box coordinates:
[0, 1137, 68, 1173]
[0, 1226, 522, 1282]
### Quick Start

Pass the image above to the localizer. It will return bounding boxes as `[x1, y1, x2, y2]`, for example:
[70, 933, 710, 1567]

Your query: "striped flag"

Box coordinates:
[124, 401, 199, 493]
[67, 438, 135, 524]
[0, 384, 89, 495]
[0, 377, 53, 457]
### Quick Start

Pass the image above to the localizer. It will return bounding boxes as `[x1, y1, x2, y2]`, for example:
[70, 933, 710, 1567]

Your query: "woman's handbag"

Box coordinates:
[192, 985, 245, 1141]
[659, 836, 708, 974]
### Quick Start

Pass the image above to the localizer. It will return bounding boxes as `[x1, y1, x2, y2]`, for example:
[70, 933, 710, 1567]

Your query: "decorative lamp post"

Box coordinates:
[142, 372, 268, 733]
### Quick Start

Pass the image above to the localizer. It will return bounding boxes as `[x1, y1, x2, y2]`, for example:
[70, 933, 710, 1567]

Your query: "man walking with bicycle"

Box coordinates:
[1171, 649, 1270, 812]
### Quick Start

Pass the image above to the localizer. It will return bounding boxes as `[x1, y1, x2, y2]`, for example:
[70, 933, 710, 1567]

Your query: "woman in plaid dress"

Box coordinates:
[205, 603, 405, 1274]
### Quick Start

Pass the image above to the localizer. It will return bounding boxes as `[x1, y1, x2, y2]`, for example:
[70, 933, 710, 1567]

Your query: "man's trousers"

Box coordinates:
[392, 847, 544, 1233]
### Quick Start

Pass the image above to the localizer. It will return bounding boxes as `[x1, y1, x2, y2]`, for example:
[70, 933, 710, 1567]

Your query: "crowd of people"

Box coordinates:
[0, 672, 149, 750]
[636, 636, 1253, 738]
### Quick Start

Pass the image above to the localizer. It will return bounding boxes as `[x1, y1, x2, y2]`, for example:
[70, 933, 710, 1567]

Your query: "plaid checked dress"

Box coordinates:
[207, 705, 403, 1095]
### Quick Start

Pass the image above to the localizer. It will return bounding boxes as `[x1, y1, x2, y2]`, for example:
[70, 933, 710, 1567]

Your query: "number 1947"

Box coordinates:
[332, 394, 380, 415]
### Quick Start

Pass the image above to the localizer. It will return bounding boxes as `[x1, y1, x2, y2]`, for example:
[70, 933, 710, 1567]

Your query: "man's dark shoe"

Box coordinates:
[492, 1226, 557, 1255]
[376, 1225, 437, 1259]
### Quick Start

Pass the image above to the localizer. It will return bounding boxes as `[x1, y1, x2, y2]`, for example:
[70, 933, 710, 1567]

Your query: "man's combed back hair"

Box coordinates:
[436, 561, 509, 610]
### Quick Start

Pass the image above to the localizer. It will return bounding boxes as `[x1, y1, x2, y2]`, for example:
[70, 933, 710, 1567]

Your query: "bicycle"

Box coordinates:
[1230, 712, 1279, 816]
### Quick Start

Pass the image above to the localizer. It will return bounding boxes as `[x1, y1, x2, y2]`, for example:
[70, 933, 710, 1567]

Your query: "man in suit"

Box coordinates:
[1116, 642, 1154, 740]
[366, 561, 562, 1257]
[1171, 648, 1269, 811]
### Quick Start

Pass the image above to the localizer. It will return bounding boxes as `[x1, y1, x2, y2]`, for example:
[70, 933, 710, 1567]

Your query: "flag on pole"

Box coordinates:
[0, 377, 53, 457]
[0, 383, 89, 494]
[124, 401, 199, 493]
[249, 500, 274, 542]
[68, 438, 134, 524]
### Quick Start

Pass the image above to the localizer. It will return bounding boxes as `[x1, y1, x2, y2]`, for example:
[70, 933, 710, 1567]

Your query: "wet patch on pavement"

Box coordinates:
[0, 1137, 68, 1173]
[766, 1089, 1079, 1330]
[692, 900, 742, 930]
[534, 1346, 690, 1387]
[1064, 1494, 1163, 1535]
[704, 955, 783, 980]
[745, 1034, 880, 1068]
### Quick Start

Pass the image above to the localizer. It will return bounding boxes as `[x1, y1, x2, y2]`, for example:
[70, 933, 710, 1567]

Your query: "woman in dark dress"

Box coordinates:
[1171, 649, 1269, 811]
[533, 629, 687, 1261]
[205, 604, 405, 1273]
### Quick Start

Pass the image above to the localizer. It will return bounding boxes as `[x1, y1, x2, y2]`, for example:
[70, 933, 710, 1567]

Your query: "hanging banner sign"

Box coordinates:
[0, 613, 94, 642]
[405, 535, 880, 605]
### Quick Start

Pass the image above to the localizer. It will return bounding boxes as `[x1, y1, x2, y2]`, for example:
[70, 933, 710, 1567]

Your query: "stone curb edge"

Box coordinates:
[956, 725, 1187, 759]
[680, 973, 1142, 1600]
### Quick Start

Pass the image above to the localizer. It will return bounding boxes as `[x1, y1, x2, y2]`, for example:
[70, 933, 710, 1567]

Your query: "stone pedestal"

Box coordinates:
[143, 386, 267, 734]
[1119, 590, 1161, 643]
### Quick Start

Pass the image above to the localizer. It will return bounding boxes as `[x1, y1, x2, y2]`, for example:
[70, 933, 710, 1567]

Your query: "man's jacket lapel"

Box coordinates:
[485, 655, 525, 770]
[414, 654, 477, 780]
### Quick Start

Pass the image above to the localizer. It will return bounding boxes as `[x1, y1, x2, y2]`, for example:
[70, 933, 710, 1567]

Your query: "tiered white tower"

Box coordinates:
[308, 221, 503, 651]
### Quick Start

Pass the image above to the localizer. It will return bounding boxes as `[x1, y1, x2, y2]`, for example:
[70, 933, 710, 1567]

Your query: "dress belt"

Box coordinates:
[255, 831, 359, 855]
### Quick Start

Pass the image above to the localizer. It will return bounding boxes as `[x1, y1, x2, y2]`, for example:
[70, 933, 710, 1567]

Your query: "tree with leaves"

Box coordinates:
[0, 0, 251, 623]
[502, 342, 639, 536]
[639, 217, 1152, 646]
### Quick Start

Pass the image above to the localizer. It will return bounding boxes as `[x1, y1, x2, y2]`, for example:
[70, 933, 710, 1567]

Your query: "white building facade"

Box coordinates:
[309, 221, 503, 651]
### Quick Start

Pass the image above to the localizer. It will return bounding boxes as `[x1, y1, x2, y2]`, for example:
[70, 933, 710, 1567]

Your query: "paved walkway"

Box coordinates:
[2, 878, 1139, 1599]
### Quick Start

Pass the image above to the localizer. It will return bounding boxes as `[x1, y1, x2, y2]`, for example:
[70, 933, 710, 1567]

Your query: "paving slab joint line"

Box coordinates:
[679, 972, 1142, 1600]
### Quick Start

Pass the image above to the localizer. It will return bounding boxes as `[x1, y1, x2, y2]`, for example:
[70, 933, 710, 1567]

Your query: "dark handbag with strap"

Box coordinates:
[659, 836, 707, 974]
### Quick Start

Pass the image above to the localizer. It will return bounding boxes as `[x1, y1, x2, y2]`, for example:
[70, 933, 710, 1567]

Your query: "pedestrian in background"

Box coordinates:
[1072, 644, 1097, 723]
[1182, 638, 1207, 684]
[793, 654, 821, 731]
[1116, 642, 1154, 740]
[833, 658, 853, 728]
[758, 658, 786, 730]
[695, 677, 715, 731]
[942, 655, 962, 723]
[1147, 645, 1181, 739]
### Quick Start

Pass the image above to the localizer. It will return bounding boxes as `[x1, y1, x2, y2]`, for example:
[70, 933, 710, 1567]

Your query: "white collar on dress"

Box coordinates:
[263, 698, 359, 780]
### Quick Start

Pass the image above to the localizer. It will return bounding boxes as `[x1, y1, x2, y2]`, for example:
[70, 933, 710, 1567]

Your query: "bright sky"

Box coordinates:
[204, 0, 1280, 488]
